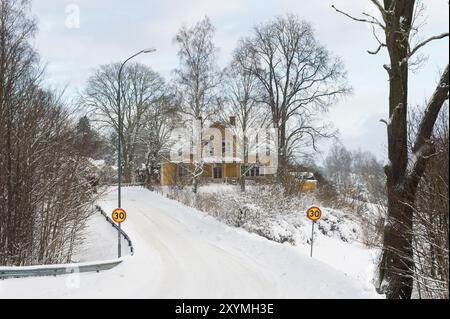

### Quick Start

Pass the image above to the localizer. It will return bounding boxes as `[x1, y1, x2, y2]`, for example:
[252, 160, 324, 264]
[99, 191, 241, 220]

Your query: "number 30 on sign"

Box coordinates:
[307, 206, 322, 222]
[112, 208, 127, 224]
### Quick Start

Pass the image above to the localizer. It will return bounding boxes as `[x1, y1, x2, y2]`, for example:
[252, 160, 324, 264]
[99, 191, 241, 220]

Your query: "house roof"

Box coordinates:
[289, 171, 315, 179]
[202, 156, 242, 164]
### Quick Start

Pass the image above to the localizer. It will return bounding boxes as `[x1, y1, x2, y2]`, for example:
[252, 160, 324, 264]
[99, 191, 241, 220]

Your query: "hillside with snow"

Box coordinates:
[0, 187, 382, 299]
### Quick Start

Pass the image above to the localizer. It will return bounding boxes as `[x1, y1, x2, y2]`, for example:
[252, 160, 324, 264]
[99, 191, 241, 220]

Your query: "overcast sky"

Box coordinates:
[30, 0, 449, 163]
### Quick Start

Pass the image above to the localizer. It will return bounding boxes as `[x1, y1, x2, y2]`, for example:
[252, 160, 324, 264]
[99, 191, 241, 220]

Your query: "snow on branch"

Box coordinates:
[331, 4, 386, 29]
[408, 33, 450, 60]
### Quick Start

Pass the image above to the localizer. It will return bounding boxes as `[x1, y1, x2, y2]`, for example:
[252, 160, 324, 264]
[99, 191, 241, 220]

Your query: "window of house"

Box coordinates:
[222, 141, 226, 156]
[241, 165, 260, 177]
[251, 166, 260, 177]
[213, 166, 223, 179]
[177, 165, 189, 178]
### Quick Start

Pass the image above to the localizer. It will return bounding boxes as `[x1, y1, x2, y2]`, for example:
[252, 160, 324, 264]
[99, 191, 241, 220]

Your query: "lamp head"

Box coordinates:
[143, 48, 157, 53]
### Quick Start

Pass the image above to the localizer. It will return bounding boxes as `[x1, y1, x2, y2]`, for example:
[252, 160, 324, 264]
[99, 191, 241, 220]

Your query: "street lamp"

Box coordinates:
[117, 48, 156, 258]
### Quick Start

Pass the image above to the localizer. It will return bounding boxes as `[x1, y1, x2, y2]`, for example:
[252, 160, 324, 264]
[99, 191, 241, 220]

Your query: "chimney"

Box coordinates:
[229, 116, 236, 126]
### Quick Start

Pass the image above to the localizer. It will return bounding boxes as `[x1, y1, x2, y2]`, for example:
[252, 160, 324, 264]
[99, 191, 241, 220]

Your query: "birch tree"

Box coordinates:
[222, 50, 269, 191]
[173, 16, 221, 193]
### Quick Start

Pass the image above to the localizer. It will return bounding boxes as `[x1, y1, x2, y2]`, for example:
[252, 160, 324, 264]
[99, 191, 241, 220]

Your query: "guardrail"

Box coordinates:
[0, 205, 134, 280]
[95, 205, 134, 256]
[108, 183, 144, 188]
[0, 259, 123, 279]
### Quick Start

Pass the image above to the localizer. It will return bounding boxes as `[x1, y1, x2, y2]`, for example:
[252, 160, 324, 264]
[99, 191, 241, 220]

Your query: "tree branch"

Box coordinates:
[407, 64, 449, 193]
[331, 4, 385, 28]
[409, 33, 450, 59]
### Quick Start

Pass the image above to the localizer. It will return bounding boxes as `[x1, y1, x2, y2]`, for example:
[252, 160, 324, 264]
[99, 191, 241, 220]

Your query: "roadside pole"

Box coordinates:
[310, 221, 315, 257]
[306, 206, 322, 258]
[112, 208, 127, 258]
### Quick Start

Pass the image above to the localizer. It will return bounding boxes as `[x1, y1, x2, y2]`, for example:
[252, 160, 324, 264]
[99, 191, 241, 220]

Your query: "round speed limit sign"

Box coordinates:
[112, 208, 127, 224]
[307, 206, 322, 222]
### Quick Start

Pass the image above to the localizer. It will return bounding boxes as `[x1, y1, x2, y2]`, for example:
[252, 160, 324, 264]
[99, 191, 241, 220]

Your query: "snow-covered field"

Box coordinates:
[0, 187, 382, 299]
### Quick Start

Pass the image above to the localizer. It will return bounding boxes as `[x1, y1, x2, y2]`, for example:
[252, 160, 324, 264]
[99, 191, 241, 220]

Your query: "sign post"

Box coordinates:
[306, 206, 322, 257]
[112, 208, 127, 258]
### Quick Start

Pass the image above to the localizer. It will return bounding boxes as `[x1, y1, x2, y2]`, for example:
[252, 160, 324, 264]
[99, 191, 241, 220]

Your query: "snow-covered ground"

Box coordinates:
[0, 187, 382, 299]
[71, 210, 132, 263]
[160, 183, 382, 288]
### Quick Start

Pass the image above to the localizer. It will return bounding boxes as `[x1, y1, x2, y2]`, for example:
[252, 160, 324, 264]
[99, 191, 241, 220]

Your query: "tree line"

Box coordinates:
[82, 15, 349, 192]
[81, 4, 449, 299]
[0, 0, 97, 266]
[1, 0, 447, 299]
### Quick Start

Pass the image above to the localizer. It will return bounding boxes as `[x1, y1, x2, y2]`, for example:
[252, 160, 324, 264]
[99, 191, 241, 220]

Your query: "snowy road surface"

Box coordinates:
[0, 187, 380, 298]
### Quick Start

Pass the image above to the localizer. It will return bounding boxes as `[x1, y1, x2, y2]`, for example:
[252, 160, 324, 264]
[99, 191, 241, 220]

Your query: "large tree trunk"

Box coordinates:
[332, 0, 449, 299]
[240, 175, 246, 192]
[276, 122, 287, 182]
[378, 0, 415, 299]
[193, 175, 199, 194]
[380, 189, 414, 298]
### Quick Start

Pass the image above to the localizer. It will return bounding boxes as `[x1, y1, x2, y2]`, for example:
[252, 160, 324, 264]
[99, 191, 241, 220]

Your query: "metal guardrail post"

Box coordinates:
[95, 205, 134, 256]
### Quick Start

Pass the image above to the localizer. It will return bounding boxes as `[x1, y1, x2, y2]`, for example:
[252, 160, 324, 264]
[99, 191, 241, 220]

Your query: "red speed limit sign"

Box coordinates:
[112, 208, 127, 224]
[306, 206, 322, 222]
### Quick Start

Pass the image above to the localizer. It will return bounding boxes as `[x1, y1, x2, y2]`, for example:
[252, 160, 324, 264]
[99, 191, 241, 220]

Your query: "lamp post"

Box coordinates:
[117, 48, 156, 258]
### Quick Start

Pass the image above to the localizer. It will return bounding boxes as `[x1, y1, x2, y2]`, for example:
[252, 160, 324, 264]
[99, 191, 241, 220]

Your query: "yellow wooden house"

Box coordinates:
[160, 118, 317, 192]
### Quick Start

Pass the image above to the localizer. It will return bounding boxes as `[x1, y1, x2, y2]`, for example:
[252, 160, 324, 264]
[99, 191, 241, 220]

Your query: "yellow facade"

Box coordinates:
[224, 163, 240, 178]
[161, 160, 317, 192]
[203, 164, 213, 178]
[161, 162, 177, 186]
[299, 180, 318, 192]
[159, 121, 318, 192]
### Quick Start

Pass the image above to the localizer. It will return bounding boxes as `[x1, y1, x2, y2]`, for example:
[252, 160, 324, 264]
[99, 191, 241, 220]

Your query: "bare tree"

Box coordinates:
[238, 14, 350, 180]
[136, 90, 179, 187]
[333, 0, 449, 298]
[409, 105, 448, 298]
[174, 16, 221, 123]
[324, 144, 353, 195]
[74, 115, 111, 160]
[221, 50, 269, 191]
[82, 62, 166, 183]
[0, 0, 96, 266]
[173, 16, 221, 193]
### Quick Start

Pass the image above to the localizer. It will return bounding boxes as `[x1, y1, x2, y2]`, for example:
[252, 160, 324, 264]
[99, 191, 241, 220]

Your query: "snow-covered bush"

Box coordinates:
[161, 183, 367, 247]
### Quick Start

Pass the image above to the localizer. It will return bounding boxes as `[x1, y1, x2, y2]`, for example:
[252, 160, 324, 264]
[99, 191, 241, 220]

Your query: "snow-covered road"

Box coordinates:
[0, 187, 380, 298]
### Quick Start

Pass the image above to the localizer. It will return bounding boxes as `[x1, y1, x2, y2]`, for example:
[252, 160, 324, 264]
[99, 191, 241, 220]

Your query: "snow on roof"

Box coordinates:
[201, 156, 243, 164]
[289, 171, 315, 179]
